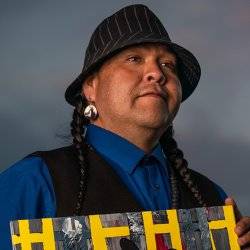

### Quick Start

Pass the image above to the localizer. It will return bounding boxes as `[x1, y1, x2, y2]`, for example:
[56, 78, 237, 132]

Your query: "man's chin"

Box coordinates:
[136, 117, 170, 130]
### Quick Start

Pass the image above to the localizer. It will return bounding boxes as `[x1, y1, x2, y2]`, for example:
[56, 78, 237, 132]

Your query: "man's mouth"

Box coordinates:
[139, 91, 167, 101]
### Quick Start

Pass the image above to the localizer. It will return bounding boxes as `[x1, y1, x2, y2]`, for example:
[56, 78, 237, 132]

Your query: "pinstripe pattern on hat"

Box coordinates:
[65, 4, 201, 105]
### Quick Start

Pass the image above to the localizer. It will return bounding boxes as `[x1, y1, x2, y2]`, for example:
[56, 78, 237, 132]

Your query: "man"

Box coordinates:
[0, 4, 249, 249]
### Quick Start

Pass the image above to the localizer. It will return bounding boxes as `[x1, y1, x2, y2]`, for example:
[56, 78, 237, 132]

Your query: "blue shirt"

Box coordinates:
[85, 124, 172, 210]
[0, 124, 227, 249]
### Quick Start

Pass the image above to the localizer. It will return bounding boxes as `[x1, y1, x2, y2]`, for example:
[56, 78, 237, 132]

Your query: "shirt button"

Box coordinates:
[154, 184, 160, 190]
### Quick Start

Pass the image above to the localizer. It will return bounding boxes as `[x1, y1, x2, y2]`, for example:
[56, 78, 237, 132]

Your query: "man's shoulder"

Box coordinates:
[188, 168, 219, 188]
[26, 145, 76, 163]
[29, 145, 75, 157]
[0, 150, 56, 198]
[1, 155, 45, 179]
[188, 168, 214, 181]
[188, 168, 227, 200]
[0, 145, 74, 180]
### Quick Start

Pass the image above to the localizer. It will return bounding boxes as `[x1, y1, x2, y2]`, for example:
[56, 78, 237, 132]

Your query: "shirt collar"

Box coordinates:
[85, 124, 167, 174]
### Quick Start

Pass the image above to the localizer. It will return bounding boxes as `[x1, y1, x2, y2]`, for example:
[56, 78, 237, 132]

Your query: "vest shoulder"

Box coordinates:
[189, 168, 217, 186]
[28, 145, 80, 177]
[30, 145, 75, 157]
[188, 168, 224, 205]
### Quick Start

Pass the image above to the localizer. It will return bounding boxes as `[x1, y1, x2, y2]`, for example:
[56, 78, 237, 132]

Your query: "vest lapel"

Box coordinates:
[81, 146, 143, 215]
[32, 145, 142, 217]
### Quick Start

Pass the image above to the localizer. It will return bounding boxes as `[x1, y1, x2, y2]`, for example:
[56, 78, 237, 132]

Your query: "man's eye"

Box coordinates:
[161, 62, 176, 71]
[127, 56, 142, 62]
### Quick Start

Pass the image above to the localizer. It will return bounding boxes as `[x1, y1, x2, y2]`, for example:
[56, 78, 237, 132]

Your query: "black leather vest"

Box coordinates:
[31, 145, 223, 217]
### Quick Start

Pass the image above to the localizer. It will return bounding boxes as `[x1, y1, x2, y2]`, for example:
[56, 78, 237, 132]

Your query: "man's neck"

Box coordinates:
[91, 121, 163, 153]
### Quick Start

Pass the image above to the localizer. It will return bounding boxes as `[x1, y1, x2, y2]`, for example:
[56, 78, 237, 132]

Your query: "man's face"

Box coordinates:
[82, 43, 182, 135]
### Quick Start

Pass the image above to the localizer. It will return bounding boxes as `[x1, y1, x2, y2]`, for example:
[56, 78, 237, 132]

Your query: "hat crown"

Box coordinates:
[84, 4, 171, 69]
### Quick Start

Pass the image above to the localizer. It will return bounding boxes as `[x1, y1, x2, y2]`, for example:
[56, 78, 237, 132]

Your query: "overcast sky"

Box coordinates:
[1, 0, 249, 214]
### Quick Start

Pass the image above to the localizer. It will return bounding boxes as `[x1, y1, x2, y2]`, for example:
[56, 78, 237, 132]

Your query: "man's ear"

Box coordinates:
[81, 73, 98, 102]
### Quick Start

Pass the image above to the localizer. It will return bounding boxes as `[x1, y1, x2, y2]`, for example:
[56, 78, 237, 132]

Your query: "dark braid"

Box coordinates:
[160, 125, 207, 208]
[70, 95, 90, 215]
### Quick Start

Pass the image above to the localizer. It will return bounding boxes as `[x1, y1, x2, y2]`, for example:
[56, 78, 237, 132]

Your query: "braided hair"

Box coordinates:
[70, 96, 207, 215]
[70, 95, 90, 215]
[160, 125, 207, 208]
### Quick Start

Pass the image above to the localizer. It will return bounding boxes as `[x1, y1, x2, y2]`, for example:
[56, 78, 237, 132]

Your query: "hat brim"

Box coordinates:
[65, 38, 200, 106]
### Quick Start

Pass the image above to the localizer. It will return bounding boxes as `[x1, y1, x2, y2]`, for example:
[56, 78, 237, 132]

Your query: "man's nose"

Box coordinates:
[143, 62, 166, 85]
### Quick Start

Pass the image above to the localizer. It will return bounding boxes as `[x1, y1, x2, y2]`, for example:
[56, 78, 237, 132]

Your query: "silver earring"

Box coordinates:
[84, 104, 98, 120]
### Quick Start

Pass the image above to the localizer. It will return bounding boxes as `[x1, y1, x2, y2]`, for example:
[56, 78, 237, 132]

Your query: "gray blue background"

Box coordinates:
[1, 0, 249, 214]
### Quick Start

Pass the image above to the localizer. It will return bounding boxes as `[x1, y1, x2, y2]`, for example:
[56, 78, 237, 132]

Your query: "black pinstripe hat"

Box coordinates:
[65, 4, 201, 105]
